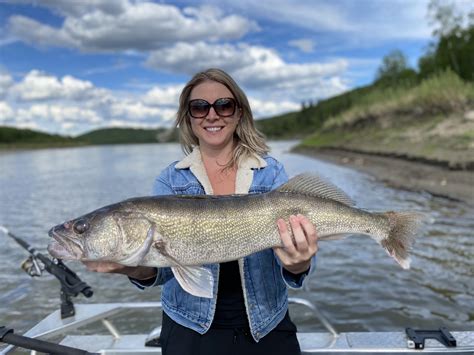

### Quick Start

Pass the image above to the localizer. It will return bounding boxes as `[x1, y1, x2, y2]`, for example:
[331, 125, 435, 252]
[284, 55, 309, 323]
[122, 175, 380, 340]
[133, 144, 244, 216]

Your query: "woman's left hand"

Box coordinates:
[273, 214, 318, 274]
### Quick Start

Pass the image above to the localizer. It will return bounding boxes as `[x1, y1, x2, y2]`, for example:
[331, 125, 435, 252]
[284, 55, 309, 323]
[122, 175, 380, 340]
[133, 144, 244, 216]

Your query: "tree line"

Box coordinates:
[376, 0, 473, 87]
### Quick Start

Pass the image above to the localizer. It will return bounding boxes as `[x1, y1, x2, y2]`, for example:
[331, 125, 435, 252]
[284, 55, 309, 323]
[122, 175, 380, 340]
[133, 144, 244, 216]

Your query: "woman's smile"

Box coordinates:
[204, 126, 224, 133]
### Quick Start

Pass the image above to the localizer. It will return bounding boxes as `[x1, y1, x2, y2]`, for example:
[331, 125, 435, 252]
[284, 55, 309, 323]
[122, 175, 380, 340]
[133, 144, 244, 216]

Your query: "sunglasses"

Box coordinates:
[188, 97, 238, 119]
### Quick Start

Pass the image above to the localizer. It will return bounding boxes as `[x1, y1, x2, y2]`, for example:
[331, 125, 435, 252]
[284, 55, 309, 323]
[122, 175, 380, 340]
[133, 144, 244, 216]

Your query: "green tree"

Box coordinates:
[418, 48, 437, 79]
[427, 0, 463, 74]
[376, 50, 408, 79]
[375, 50, 418, 88]
[420, 0, 474, 81]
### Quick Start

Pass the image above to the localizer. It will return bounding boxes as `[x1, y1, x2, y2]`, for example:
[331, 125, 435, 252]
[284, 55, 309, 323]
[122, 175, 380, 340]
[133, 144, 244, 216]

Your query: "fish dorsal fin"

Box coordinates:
[277, 173, 355, 206]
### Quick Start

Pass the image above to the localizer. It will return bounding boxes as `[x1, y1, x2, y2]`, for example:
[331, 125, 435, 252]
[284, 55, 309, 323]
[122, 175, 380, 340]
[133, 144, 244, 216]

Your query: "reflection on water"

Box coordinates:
[0, 142, 472, 336]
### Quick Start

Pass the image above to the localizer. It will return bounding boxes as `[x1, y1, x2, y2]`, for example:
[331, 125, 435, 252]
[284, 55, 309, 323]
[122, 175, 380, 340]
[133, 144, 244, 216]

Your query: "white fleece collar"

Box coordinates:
[175, 146, 267, 195]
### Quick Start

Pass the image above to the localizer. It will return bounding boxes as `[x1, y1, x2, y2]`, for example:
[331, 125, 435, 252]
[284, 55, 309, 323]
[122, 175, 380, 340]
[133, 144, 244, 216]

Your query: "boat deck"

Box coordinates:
[59, 331, 474, 354]
[2, 302, 473, 354]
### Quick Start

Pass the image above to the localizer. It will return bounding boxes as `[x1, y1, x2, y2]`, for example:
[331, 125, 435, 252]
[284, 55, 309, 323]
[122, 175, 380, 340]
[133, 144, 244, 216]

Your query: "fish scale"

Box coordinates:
[142, 193, 282, 266]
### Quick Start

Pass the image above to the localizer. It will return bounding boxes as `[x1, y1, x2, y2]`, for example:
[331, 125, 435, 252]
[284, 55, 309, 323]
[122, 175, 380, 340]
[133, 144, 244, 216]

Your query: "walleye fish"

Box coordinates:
[48, 174, 424, 298]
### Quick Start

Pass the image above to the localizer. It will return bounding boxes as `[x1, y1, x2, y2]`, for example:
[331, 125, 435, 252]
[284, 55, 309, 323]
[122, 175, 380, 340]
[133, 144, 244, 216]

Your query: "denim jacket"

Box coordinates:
[131, 147, 314, 342]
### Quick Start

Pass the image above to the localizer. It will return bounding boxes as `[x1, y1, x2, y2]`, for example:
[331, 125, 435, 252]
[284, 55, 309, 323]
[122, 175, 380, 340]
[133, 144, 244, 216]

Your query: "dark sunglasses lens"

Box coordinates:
[189, 100, 210, 118]
[214, 98, 236, 117]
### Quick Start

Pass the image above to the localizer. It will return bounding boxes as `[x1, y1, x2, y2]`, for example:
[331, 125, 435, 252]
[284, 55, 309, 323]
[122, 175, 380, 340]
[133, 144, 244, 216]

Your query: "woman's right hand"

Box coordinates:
[82, 261, 157, 280]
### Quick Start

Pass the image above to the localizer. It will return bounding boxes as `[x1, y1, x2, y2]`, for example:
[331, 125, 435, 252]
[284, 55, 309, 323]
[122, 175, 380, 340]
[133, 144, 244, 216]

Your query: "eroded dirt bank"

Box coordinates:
[294, 147, 474, 204]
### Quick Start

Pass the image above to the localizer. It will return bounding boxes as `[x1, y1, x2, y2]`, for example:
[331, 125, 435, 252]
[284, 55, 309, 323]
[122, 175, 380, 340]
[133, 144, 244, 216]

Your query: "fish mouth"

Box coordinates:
[47, 226, 84, 260]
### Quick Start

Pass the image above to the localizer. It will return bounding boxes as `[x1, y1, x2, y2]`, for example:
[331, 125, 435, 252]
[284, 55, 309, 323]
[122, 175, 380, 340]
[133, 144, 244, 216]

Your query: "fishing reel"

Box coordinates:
[1, 225, 94, 319]
[21, 255, 45, 277]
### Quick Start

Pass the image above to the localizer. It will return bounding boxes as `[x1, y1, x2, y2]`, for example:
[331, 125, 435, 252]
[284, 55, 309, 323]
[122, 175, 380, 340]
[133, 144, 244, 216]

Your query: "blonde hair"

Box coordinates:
[176, 68, 269, 169]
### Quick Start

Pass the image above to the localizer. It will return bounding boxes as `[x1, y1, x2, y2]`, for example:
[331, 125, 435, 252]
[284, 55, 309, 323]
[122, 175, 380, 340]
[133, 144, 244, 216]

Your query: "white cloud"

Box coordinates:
[0, 73, 14, 98]
[288, 39, 315, 53]
[12, 70, 63, 101]
[143, 85, 184, 107]
[50, 105, 102, 123]
[10, 70, 108, 102]
[145, 42, 256, 74]
[146, 42, 349, 101]
[82, 61, 130, 76]
[109, 100, 174, 121]
[0, 101, 15, 121]
[236, 57, 348, 91]
[7, 15, 77, 49]
[16, 104, 102, 123]
[36, 0, 128, 17]
[7, 1, 257, 52]
[249, 97, 299, 119]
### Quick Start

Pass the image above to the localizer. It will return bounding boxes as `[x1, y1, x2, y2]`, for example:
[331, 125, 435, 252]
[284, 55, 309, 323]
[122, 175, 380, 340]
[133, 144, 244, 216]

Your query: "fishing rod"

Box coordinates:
[0, 225, 93, 319]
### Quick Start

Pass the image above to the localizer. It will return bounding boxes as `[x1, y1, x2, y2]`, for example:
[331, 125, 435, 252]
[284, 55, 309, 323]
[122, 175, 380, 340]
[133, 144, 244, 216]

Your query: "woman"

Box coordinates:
[84, 68, 318, 354]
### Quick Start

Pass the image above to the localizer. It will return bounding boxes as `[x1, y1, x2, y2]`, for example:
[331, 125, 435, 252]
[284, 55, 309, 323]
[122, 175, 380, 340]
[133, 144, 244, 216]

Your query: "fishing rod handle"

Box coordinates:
[0, 327, 97, 355]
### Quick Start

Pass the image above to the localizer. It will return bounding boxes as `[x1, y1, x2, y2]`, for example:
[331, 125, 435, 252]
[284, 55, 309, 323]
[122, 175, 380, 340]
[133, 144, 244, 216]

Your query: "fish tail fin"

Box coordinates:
[380, 211, 425, 269]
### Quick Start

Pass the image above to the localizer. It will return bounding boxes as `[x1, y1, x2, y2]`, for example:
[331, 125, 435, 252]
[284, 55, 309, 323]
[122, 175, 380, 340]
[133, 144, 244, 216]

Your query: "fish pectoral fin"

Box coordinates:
[171, 265, 214, 299]
[153, 238, 214, 298]
[119, 223, 156, 266]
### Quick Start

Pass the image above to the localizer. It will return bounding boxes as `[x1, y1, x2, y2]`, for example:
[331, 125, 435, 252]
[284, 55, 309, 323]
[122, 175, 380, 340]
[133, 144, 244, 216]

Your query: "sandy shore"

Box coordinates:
[294, 147, 474, 205]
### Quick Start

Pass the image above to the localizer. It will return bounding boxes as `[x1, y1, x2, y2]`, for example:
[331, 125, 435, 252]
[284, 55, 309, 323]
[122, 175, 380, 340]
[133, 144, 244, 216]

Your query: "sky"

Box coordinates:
[0, 0, 472, 136]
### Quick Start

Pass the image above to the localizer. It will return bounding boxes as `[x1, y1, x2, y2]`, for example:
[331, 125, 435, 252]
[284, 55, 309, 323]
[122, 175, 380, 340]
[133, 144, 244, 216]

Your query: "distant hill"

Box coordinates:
[76, 127, 176, 145]
[0, 126, 79, 148]
[0, 126, 178, 148]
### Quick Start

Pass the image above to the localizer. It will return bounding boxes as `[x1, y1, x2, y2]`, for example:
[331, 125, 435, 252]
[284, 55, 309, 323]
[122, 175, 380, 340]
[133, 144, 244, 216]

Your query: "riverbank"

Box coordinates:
[294, 146, 474, 205]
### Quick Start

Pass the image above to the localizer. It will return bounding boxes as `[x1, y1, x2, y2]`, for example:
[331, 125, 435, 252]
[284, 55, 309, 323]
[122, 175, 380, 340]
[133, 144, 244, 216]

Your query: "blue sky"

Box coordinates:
[0, 0, 471, 136]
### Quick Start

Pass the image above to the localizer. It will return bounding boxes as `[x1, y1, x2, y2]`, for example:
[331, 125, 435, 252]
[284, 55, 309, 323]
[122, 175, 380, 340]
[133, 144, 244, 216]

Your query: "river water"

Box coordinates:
[0, 141, 472, 339]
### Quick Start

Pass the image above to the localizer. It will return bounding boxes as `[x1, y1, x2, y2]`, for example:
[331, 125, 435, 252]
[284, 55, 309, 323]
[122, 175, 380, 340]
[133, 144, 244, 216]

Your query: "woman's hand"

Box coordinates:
[273, 214, 318, 274]
[82, 261, 157, 280]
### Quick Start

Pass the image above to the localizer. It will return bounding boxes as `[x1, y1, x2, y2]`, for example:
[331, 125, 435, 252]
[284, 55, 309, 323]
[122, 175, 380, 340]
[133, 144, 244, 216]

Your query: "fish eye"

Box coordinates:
[73, 220, 89, 234]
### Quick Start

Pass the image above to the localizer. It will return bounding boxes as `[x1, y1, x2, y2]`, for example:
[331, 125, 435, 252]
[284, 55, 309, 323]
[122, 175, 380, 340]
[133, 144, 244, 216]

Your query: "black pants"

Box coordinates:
[160, 312, 301, 355]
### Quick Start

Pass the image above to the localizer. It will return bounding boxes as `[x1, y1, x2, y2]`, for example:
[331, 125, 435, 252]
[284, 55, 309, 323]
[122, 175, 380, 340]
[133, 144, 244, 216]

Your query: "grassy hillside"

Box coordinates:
[296, 70, 474, 169]
[319, 70, 473, 130]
